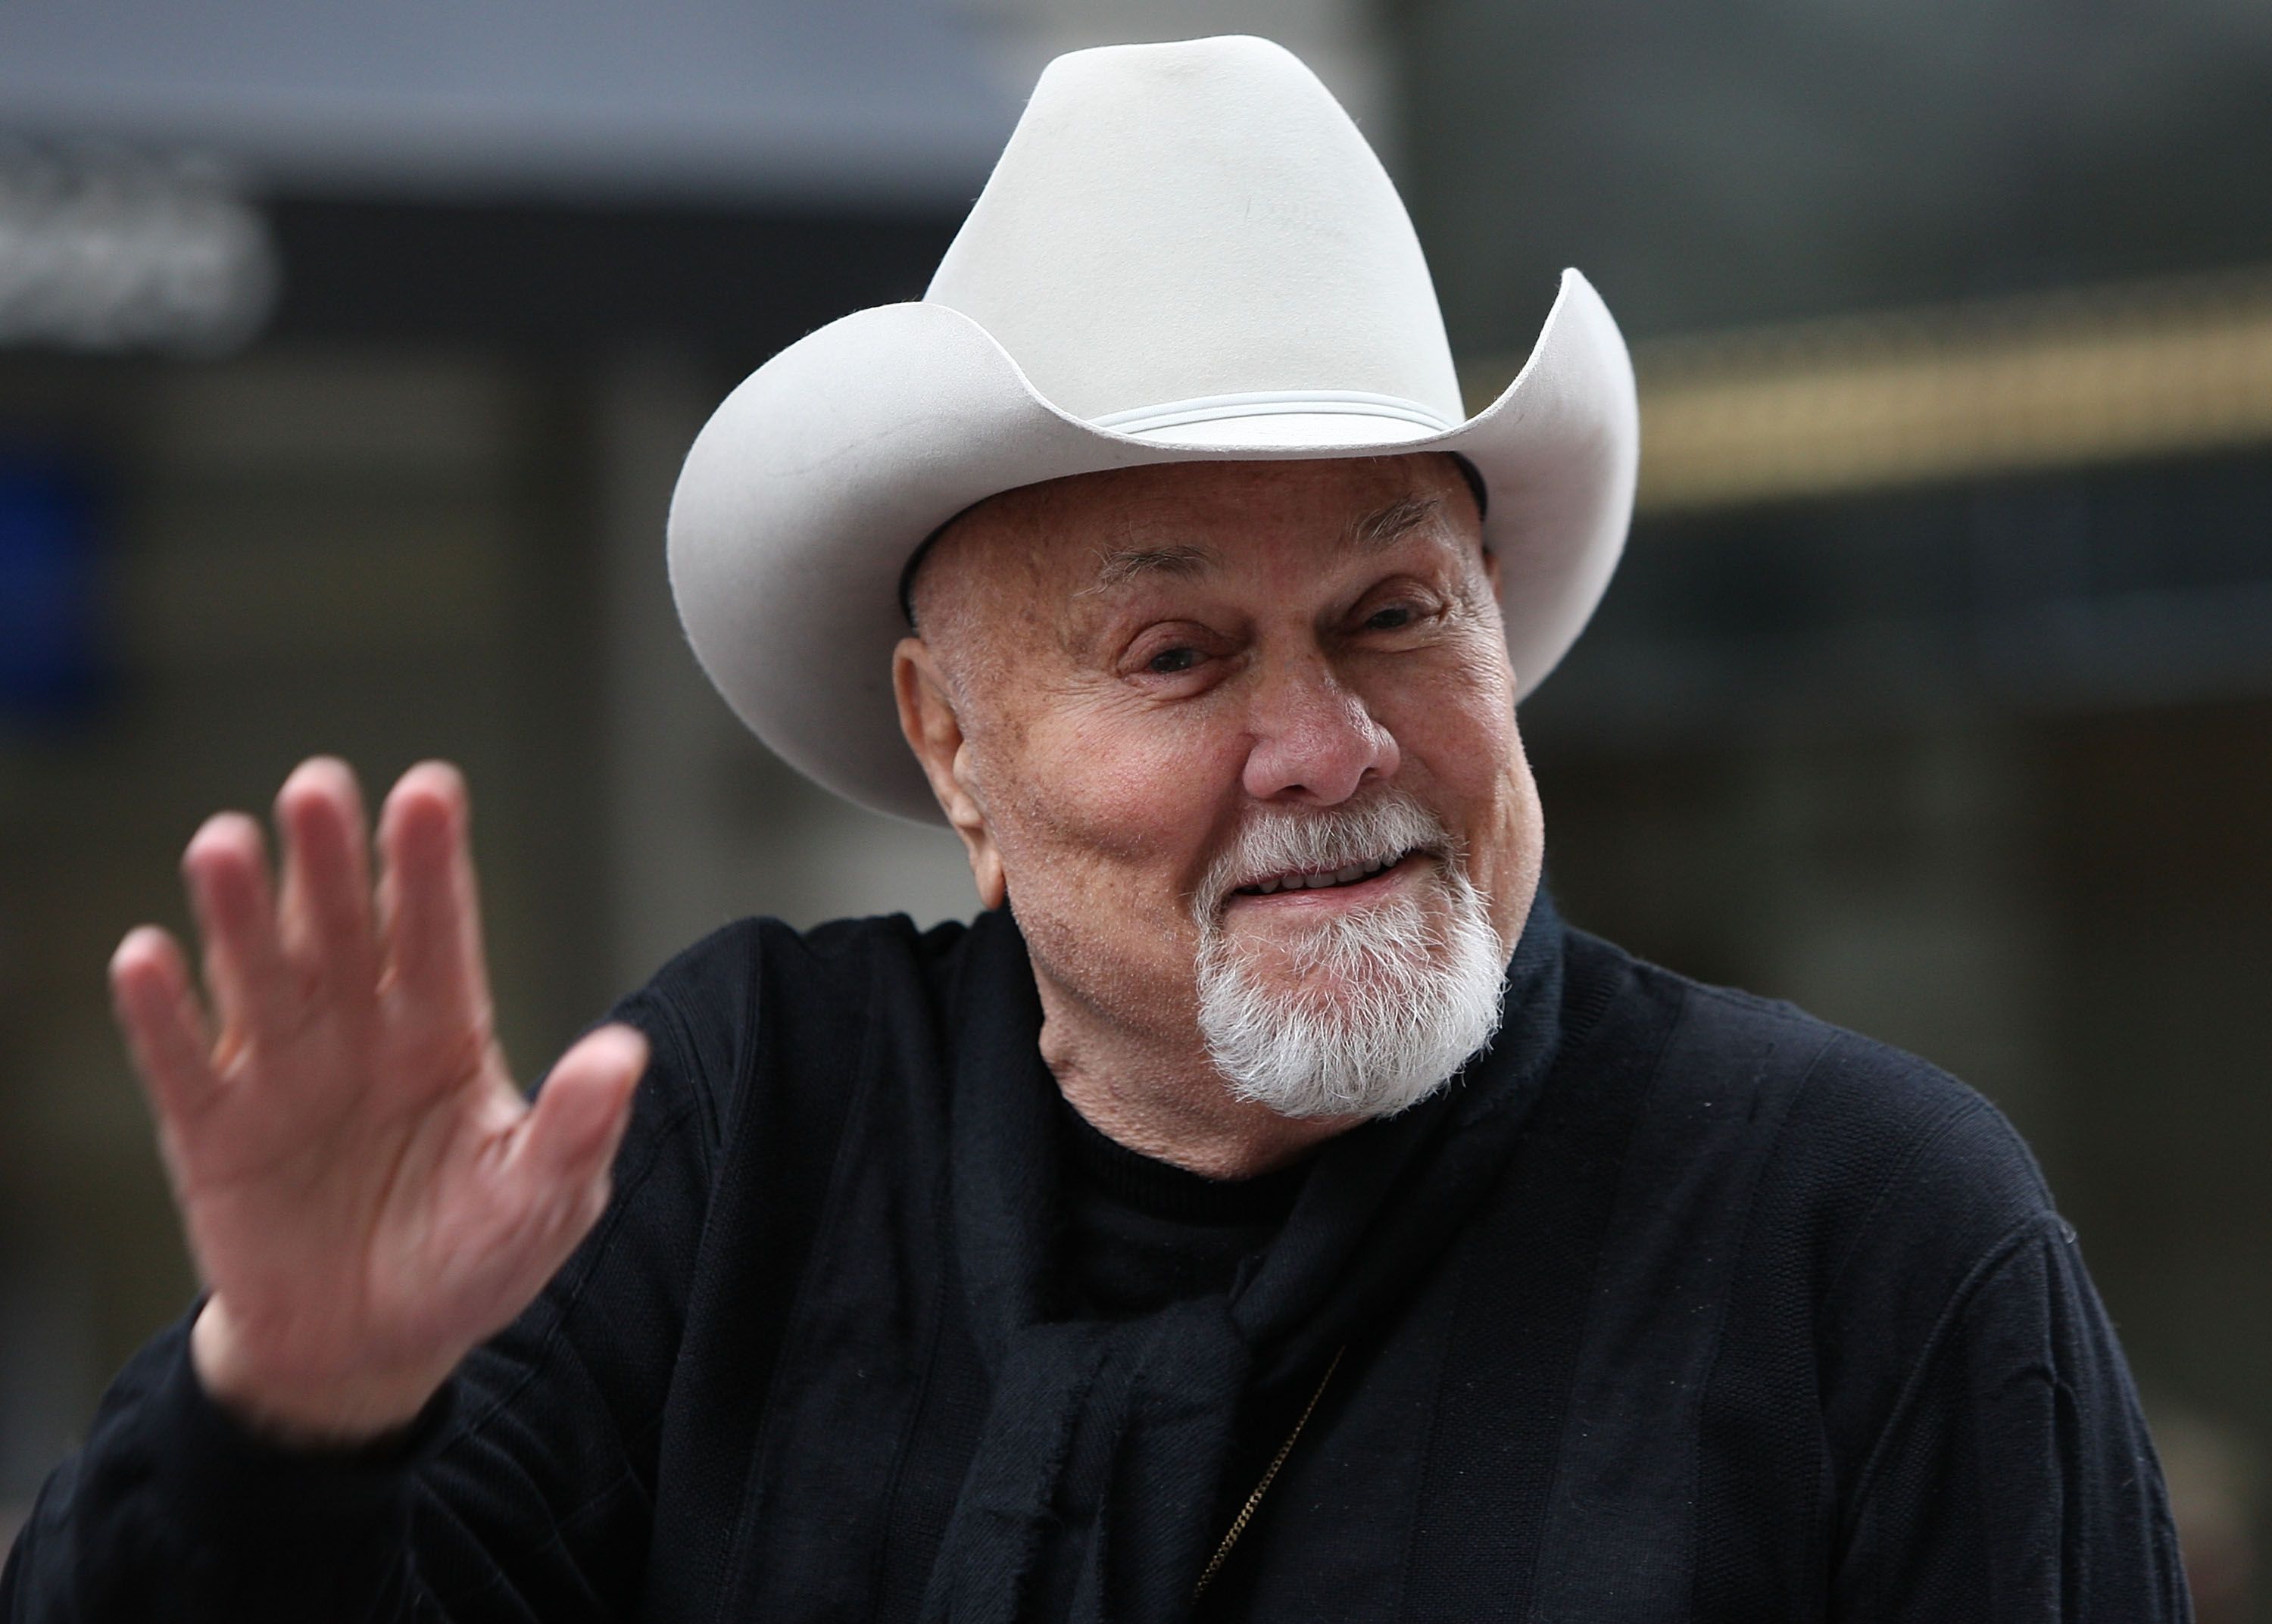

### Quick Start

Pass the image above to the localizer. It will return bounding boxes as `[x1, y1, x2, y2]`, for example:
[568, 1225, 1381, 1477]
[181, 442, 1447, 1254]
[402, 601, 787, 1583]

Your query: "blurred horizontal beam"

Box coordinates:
[1463, 269, 2272, 513]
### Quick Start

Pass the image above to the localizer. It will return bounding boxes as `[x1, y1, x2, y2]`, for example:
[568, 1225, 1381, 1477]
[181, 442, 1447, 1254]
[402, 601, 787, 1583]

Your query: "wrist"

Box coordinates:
[189, 1297, 455, 1451]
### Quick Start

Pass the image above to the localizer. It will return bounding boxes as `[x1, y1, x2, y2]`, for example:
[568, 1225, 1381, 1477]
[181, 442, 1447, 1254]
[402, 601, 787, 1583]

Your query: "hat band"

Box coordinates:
[1090, 388, 1457, 438]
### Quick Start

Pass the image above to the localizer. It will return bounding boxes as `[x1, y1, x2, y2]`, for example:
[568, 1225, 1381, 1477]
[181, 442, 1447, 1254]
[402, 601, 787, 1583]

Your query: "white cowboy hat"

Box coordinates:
[668, 34, 1637, 824]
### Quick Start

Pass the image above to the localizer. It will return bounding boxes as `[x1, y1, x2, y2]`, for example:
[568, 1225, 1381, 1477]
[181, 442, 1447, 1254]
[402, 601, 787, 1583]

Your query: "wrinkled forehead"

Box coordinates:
[906, 452, 1482, 629]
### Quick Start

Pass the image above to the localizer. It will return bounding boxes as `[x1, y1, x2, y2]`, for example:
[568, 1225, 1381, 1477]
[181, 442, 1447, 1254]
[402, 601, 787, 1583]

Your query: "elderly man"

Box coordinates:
[5, 36, 2185, 1624]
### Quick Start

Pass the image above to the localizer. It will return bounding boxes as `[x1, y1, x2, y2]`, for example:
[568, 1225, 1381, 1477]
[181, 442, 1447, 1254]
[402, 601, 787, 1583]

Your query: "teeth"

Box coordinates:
[1237, 849, 1407, 896]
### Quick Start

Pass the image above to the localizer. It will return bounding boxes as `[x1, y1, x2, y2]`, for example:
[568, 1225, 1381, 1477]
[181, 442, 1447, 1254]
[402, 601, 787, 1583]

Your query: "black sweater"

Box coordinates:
[2, 907, 2189, 1621]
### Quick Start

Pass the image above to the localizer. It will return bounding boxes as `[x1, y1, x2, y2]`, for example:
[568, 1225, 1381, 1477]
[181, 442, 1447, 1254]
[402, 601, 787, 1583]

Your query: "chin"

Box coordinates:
[1196, 867, 1510, 1121]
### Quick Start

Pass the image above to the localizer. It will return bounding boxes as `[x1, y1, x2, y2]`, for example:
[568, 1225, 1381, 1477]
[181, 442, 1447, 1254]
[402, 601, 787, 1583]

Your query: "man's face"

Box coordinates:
[899, 453, 1543, 1118]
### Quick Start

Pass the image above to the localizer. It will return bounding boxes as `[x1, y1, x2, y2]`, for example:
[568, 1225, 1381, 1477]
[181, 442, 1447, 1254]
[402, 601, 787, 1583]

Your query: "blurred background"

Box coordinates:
[1, 0, 2266, 1612]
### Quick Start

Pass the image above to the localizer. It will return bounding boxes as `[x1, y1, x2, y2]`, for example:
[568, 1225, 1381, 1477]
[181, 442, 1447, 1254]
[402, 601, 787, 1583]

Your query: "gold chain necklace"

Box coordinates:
[1192, 1345, 1347, 1601]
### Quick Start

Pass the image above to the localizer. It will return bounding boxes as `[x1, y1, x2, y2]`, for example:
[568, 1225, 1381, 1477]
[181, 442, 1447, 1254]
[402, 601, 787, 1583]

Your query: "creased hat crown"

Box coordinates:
[925, 36, 1465, 446]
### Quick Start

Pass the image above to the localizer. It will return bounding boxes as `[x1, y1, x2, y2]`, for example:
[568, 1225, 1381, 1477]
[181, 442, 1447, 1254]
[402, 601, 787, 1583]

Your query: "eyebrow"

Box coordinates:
[1085, 541, 1218, 593]
[1350, 494, 1440, 552]
[1078, 492, 1445, 596]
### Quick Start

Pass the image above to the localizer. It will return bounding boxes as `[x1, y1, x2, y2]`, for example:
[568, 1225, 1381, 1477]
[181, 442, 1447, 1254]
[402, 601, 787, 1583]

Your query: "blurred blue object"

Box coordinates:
[0, 447, 105, 724]
[0, 0, 1014, 205]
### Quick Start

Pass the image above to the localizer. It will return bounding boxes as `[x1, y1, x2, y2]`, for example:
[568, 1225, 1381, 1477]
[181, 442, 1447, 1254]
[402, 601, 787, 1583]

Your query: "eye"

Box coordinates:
[1147, 646, 1200, 675]
[1365, 605, 1414, 631]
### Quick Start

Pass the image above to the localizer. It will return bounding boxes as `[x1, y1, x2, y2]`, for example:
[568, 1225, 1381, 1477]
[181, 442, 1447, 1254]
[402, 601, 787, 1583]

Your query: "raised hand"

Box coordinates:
[107, 758, 647, 1448]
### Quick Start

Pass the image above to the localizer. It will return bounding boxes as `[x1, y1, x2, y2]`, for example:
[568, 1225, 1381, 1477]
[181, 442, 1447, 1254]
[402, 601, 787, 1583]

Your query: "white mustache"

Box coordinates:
[1194, 790, 1455, 918]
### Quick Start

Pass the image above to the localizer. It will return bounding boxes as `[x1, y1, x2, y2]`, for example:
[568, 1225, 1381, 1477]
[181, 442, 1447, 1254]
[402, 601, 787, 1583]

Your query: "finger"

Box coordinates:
[377, 762, 492, 1042]
[512, 1024, 648, 1200]
[110, 925, 222, 1128]
[181, 811, 296, 1040]
[274, 758, 377, 1001]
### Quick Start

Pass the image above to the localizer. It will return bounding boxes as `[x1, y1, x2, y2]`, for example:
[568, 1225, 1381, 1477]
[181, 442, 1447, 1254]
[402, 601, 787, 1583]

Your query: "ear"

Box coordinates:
[893, 636, 1007, 909]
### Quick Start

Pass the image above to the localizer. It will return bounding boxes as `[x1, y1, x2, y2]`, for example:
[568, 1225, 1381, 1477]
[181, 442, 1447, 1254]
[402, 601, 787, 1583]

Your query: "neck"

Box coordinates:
[1031, 977, 1358, 1180]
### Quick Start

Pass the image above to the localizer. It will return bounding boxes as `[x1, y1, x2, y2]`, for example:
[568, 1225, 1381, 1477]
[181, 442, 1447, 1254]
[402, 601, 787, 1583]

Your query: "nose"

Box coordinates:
[1240, 653, 1401, 805]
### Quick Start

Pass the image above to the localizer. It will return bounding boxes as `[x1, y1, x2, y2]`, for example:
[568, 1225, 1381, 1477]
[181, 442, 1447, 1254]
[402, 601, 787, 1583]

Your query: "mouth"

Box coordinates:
[1229, 847, 1420, 901]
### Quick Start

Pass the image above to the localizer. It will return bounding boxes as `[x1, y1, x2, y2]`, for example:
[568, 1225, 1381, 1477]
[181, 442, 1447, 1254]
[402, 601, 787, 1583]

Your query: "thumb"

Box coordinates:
[518, 1023, 648, 1197]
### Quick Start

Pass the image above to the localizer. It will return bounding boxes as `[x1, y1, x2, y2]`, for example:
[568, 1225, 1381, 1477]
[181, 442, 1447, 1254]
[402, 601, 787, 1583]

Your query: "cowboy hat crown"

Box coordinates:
[927, 36, 1463, 447]
[669, 35, 1637, 822]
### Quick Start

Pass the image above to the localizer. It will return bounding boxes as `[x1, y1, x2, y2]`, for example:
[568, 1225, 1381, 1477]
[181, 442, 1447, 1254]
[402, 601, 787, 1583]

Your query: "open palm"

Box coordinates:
[108, 759, 645, 1445]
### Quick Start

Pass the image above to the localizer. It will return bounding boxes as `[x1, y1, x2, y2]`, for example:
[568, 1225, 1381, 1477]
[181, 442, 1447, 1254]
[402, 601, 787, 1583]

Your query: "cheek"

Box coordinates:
[1384, 635, 1518, 793]
[988, 707, 1224, 873]
[970, 700, 1251, 1030]
[970, 699, 1247, 938]
[1475, 744, 1544, 946]
[1384, 646, 1542, 933]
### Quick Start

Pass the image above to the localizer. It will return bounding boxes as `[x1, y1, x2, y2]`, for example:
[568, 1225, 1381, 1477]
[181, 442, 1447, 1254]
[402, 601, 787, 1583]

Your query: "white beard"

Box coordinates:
[1191, 792, 1509, 1121]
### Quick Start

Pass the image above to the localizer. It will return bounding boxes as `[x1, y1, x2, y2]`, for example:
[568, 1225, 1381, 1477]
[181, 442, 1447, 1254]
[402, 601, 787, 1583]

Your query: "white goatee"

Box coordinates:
[1192, 791, 1509, 1120]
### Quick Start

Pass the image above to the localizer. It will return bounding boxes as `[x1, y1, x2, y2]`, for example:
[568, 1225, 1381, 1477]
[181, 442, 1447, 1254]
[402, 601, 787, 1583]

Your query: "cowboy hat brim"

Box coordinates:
[666, 265, 1638, 824]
